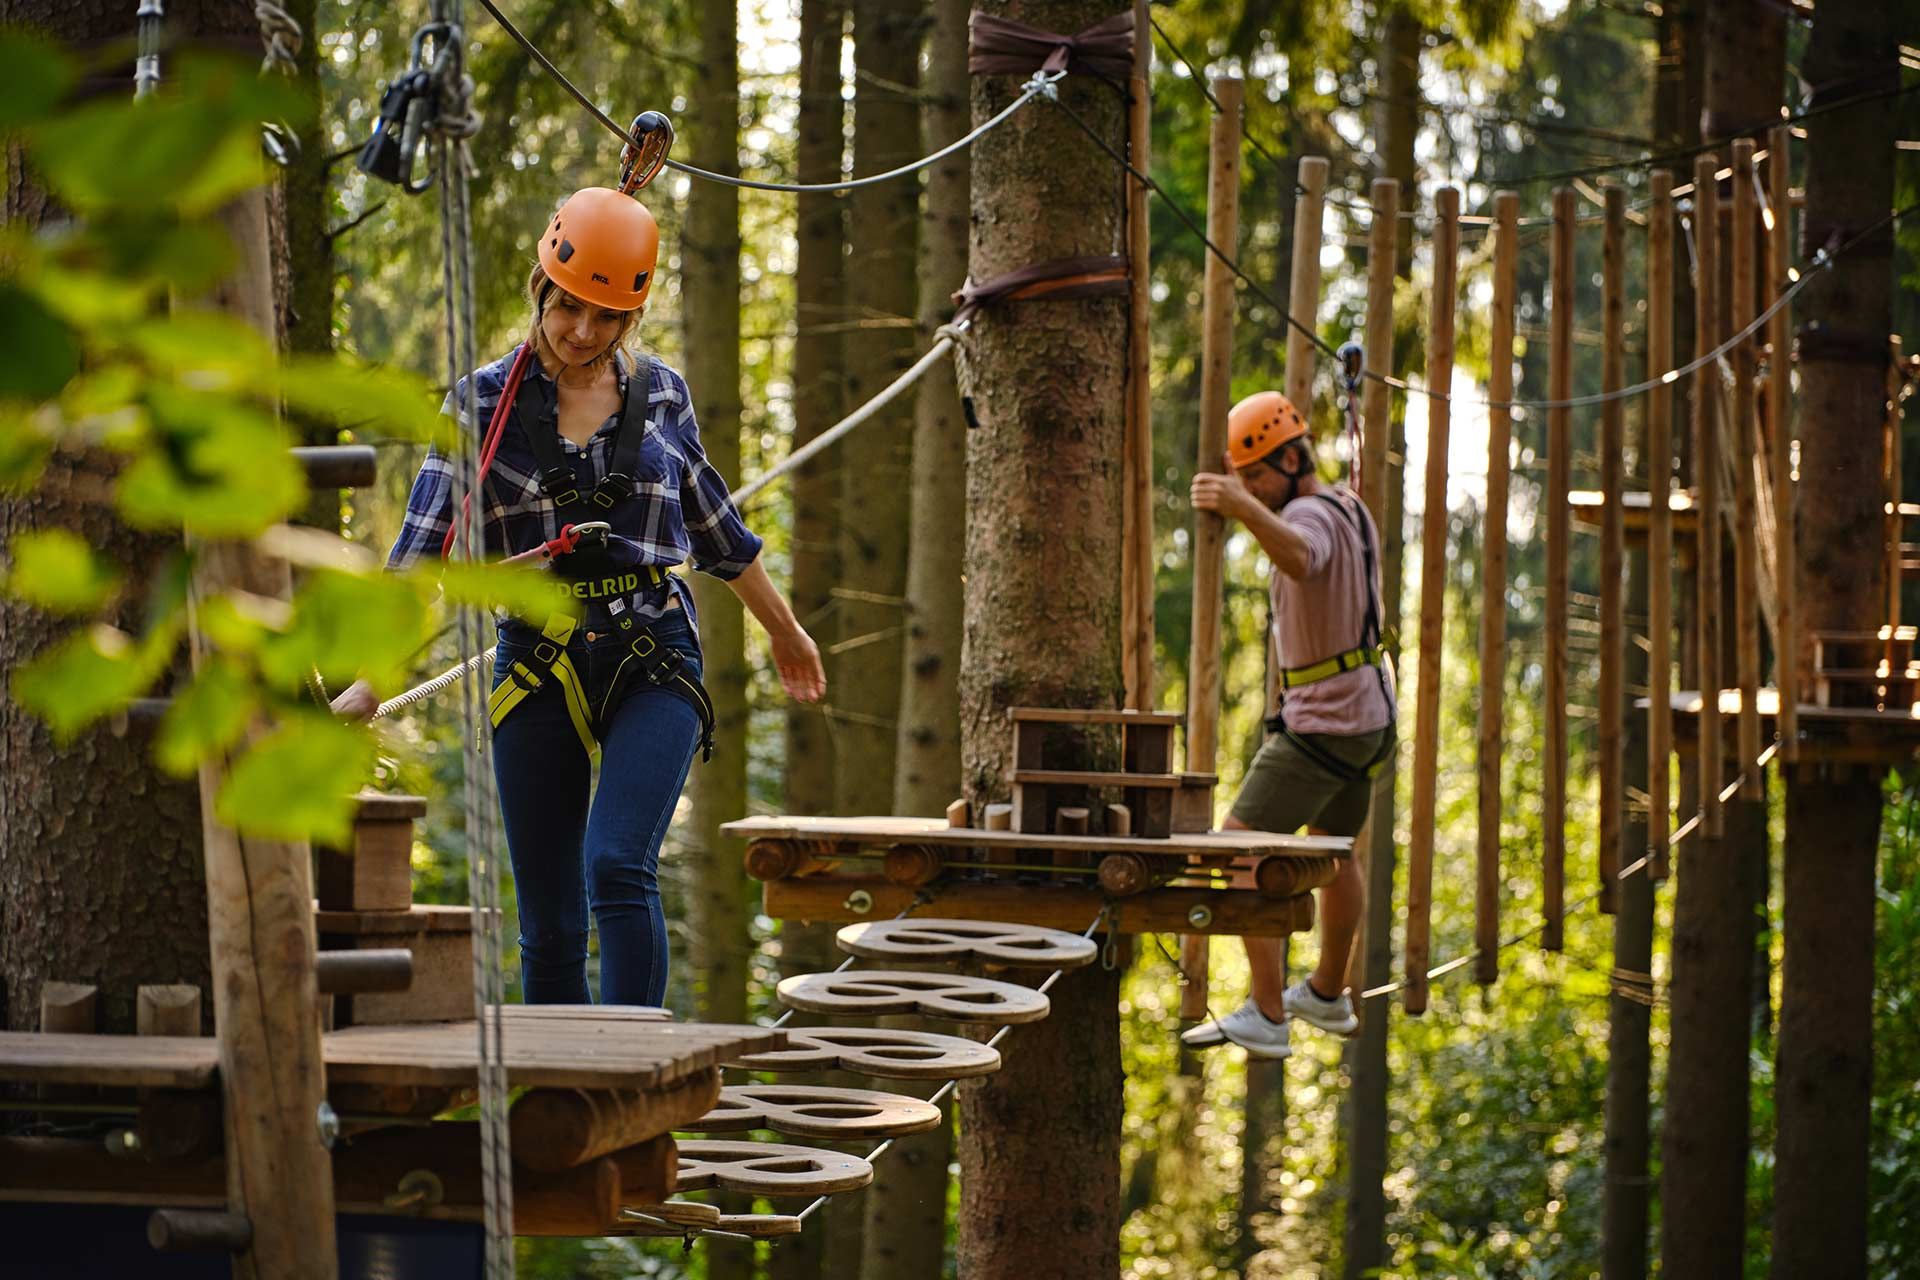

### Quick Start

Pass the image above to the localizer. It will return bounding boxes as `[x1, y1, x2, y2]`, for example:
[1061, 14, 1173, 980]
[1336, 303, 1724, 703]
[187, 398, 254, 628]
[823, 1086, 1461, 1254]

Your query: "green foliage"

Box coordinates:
[215, 711, 375, 844]
[0, 527, 120, 613]
[10, 619, 179, 740]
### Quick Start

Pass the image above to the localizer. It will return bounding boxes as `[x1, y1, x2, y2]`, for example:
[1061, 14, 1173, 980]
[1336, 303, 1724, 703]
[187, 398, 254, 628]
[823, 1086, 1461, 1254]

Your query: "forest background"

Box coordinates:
[6, 0, 1920, 1276]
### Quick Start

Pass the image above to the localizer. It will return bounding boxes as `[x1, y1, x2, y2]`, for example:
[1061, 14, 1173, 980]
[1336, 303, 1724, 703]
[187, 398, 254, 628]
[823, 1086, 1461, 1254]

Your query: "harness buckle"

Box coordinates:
[532, 640, 561, 666]
[646, 647, 686, 686]
[593, 472, 632, 509]
[629, 632, 658, 661]
[507, 662, 542, 692]
[538, 467, 581, 508]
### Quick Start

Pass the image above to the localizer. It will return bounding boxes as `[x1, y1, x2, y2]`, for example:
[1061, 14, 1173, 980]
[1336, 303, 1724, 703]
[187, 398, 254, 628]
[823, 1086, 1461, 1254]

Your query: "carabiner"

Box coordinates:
[1337, 340, 1365, 392]
[619, 111, 675, 195]
[356, 24, 447, 195]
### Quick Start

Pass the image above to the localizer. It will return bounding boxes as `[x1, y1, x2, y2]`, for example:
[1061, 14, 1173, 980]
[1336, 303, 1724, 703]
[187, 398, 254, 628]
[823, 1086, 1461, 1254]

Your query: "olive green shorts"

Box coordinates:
[1227, 725, 1396, 838]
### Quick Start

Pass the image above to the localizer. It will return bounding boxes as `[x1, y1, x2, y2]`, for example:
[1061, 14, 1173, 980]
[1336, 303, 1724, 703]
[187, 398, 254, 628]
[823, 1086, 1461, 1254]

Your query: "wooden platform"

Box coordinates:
[722, 815, 1349, 860]
[1570, 488, 1700, 538]
[1658, 688, 1920, 765]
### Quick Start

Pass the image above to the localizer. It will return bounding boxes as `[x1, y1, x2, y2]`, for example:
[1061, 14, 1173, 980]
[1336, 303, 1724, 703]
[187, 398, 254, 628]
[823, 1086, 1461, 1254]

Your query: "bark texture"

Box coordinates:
[1342, 11, 1417, 1276]
[0, 0, 279, 1036]
[1770, 4, 1896, 1272]
[785, 0, 846, 821]
[833, 0, 923, 816]
[955, 3, 1129, 1274]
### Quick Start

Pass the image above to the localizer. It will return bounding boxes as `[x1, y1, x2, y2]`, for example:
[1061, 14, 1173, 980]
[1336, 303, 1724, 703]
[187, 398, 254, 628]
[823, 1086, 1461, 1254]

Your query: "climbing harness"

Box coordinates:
[1263, 489, 1396, 784]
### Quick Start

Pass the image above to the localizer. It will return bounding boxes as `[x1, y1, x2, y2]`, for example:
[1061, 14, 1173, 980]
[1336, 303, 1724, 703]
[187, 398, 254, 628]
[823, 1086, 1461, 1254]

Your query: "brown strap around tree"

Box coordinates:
[952, 254, 1128, 322]
[968, 9, 1134, 80]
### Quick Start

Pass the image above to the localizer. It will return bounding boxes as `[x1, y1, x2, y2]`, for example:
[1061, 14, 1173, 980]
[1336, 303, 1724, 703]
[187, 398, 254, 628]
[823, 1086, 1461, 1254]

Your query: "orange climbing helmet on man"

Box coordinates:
[1227, 390, 1311, 470]
[537, 187, 660, 312]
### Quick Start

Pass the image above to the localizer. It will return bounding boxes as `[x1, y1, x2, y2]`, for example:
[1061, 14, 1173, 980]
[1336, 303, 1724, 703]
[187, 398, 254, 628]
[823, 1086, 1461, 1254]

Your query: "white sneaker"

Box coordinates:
[1179, 998, 1291, 1060]
[1282, 979, 1359, 1036]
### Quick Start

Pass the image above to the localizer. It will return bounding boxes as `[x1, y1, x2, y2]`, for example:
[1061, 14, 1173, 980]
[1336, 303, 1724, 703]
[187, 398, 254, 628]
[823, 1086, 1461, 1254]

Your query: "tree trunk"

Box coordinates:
[282, 0, 340, 532]
[1771, 5, 1896, 1273]
[785, 0, 845, 824]
[862, 3, 964, 1270]
[0, 0, 284, 1039]
[1342, 10, 1417, 1278]
[955, 1, 1128, 1273]
[833, 0, 922, 820]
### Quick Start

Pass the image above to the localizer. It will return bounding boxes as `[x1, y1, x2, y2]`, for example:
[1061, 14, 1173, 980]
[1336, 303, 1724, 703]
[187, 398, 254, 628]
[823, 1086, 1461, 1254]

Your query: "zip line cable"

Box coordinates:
[472, 0, 1060, 196]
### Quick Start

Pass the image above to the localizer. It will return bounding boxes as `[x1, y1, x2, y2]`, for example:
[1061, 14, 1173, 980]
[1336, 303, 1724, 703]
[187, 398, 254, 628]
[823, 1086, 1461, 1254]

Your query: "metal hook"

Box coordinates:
[620, 111, 675, 194]
[1337, 340, 1365, 391]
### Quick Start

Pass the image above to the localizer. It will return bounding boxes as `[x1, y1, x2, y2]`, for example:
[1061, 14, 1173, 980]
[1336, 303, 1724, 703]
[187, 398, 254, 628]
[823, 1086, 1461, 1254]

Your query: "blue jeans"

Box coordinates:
[490, 609, 702, 1006]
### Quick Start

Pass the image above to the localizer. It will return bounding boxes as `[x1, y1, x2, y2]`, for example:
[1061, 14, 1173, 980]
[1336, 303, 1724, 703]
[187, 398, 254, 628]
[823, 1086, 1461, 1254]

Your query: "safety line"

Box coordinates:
[473, 0, 1059, 196]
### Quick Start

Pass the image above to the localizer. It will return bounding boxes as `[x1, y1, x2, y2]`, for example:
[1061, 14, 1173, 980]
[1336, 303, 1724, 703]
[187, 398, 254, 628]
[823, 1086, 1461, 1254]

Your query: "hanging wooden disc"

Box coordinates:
[775, 970, 1050, 1024]
[626, 1199, 722, 1228]
[835, 918, 1098, 969]
[618, 1209, 802, 1239]
[694, 1084, 943, 1139]
[676, 1140, 874, 1196]
[728, 1025, 1002, 1080]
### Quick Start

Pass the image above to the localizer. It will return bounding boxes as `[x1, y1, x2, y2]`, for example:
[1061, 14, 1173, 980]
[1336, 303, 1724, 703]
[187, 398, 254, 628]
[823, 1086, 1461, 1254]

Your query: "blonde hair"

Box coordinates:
[526, 263, 643, 375]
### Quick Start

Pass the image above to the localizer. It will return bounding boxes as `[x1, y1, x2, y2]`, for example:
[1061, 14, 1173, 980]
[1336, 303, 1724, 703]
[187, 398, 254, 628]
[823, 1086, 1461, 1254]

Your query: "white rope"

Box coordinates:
[372, 648, 493, 720]
[134, 0, 163, 98]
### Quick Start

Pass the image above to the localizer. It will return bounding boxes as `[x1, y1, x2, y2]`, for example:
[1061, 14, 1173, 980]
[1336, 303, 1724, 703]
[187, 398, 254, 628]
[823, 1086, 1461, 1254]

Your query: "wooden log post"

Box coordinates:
[1732, 139, 1763, 795]
[138, 985, 202, 1038]
[1648, 172, 1677, 878]
[1693, 156, 1724, 837]
[1545, 186, 1575, 951]
[510, 1071, 720, 1173]
[1121, 21, 1155, 712]
[1767, 127, 1798, 760]
[190, 190, 338, 1279]
[1599, 184, 1627, 914]
[1475, 191, 1519, 983]
[39, 981, 96, 1034]
[1285, 157, 1328, 418]
[1404, 186, 1459, 1014]
[148, 1209, 253, 1254]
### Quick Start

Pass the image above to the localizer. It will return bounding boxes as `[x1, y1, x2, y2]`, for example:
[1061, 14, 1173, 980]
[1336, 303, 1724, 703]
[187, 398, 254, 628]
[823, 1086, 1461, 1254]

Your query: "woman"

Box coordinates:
[334, 187, 825, 1008]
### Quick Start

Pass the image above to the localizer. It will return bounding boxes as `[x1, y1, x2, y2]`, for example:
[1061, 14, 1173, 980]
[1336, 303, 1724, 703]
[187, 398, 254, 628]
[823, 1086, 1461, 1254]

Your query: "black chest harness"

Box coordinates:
[1263, 490, 1397, 782]
[483, 353, 715, 761]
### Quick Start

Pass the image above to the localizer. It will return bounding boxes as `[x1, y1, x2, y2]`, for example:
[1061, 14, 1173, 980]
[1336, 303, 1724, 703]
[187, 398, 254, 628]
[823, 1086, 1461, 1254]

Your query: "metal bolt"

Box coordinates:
[384, 1168, 444, 1212]
[104, 1128, 141, 1156]
[844, 889, 874, 915]
[1187, 904, 1213, 929]
[315, 1100, 340, 1149]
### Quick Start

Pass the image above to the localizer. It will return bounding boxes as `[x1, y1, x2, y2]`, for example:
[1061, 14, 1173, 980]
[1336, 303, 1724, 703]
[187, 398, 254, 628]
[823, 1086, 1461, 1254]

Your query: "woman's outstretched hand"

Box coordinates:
[771, 627, 826, 703]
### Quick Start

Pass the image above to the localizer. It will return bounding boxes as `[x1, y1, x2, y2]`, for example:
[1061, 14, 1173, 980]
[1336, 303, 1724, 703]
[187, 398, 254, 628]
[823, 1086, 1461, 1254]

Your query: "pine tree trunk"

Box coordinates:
[785, 0, 846, 824]
[281, 0, 340, 532]
[861, 2, 965, 1268]
[832, 0, 922, 820]
[682, 3, 753, 1270]
[955, 2, 1128, 1273]
[1342, 11, 1417, 1276]
[1771, 6, 1896, 1273]
[0, 0, 285, 1038]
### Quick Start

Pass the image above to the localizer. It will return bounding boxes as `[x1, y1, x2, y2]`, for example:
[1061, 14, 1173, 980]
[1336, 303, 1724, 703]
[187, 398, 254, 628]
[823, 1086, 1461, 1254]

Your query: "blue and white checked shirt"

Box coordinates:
[385, 347, 763, 628]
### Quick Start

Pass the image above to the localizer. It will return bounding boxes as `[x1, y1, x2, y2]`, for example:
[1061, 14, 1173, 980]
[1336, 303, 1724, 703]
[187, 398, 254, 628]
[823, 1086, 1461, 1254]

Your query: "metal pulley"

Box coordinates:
[356, 24, 448, 194]
[1337, 340, 1365, 391]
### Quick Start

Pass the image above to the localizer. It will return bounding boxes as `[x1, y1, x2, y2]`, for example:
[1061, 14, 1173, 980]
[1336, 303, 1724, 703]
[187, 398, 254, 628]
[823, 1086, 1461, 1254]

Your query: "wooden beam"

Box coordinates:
[315, 948, 415, 995]
[1694, 155, 1725, 836]
[1285, 156, 1328, 416]
[1186, 75, 1243, 782]
[39, 982, 96, 1035]
[1767, 128, 1798, 762]
[1600, 184, 1628, 913]
[1405, 185, 1459, 1014]
[1545, 186, 1575, 951]
[1476, 191, 1519, 982]
[1360, 178, 1399, 526]
[1732, 139, 1763, 797]
[511, 1071, 719, 1173]
[1649, 171, 1677, 879]
[148, 1209, 252, 1254]
[1122, 53, 1155, 711]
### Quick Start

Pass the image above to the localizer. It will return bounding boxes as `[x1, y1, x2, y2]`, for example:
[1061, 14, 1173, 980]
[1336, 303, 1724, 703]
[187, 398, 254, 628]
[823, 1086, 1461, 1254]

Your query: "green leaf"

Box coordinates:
[9, 621, 176, 741]
[2, 528, 122, 613]
[155, 661, 257, 776]
[216, 712, 373, 844]
[0, 283, 80, 399]
[435, 560, 580, 627]
[0, 30, 73, 130]
[125, 312, 274, 388]
[277, 356, 443, 442]
[0, 400, 57, 490]
[116, 386, 303, 536]
[258, 569, 430, 692]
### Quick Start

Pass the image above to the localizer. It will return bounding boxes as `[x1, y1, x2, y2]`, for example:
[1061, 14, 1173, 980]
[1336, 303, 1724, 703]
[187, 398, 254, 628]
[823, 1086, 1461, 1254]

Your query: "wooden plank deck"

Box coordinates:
[1655, 689, 1920, 764]
[723, 814, 1350, 859]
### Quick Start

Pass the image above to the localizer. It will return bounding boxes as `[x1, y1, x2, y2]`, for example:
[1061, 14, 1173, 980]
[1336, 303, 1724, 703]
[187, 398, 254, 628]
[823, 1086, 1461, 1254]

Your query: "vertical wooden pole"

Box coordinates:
[1475, 191, 1518, 983]
[1285, 158, 1328, 417]
[1545, 187, 1575, 951]
[1121, 0, 1155, 712]
[1185, 76, 1242, 783]
[1404, 186, 1458, 1015]
[1648, 172, 1676, 879]
[1891, 336, 1907, 643]
[1732, 139, 1762, 795]
[1599, 184, 1628, 914]
[1694, 156, 1724, 837]
[1767, 127, 1797, 759]
[1360, 180, 1399, 526]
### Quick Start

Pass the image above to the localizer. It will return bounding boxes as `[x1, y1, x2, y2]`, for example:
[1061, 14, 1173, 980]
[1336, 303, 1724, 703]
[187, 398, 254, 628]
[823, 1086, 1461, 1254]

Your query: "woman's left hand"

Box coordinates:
[771, 627, 827, 703]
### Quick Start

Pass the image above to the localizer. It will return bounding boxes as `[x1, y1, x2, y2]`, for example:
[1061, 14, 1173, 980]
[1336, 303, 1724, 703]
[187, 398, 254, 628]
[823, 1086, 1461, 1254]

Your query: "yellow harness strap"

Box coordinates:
[486, 613, 598, 758]
[1279, 644, 1383, 691]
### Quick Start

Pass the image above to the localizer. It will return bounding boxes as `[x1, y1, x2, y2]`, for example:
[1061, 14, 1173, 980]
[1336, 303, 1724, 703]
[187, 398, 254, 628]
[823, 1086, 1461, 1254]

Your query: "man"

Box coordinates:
[1182, 390, 1396, 1060]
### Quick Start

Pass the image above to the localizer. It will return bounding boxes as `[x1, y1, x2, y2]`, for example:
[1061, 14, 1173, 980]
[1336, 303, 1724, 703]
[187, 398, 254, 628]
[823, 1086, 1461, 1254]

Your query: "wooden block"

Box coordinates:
[1172, 777, 1215, 833]
[138, 986, 202, 1038]
[946, 798, 970, 828]
[695, 1084, 943, 1140]
[1123, 721, 1175, 773]
[982, 803, 1013, 832]
[1055, 807, 1090, 835]
[331, 932, 472, 1027]
[511, 1069, 720, 1172]
[1012, 781, 1051, 835]
[1131, 789, 1173, 838]
[1014, 720, 1047, 769]
[1105, 803, 1132, 836]
[39, 982, 96, 1035]
[313, 793, 425, 913]
[607, 1134, 677, 1204]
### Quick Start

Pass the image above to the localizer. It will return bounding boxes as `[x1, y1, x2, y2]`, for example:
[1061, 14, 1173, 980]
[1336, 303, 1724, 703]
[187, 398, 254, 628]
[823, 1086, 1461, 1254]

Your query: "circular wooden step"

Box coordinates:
[835, 918, 1097, 969]
[727, 1025, 1001, 1080]
[676, 1140, 873, 1196]
[694, 1084, 943, 1139]
[775, 970, 1050, 1024]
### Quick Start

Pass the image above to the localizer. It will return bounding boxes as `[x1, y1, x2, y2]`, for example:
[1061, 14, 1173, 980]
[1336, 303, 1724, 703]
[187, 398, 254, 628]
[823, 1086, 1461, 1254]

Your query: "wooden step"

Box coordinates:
[727, 1025, 1002, 1081]
[695, 1084, 943, 1140]
[315, 791, 427, 913]
[1009, 706, 1183, 726]
[1010, 769, 1184, 789]
[835, 917, 1098, 968]
[775, 970, 1050, 1024]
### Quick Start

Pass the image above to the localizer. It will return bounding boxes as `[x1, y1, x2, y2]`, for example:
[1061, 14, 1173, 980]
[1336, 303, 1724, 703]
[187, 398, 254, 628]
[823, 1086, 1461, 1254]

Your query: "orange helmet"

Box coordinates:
[536, 187, 660, 312]
[1227, 391, 1309, 469]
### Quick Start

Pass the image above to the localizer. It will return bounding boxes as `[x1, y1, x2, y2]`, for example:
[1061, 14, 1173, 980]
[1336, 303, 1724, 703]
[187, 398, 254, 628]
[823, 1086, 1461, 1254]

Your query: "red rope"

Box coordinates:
[442, 342, 533, 559]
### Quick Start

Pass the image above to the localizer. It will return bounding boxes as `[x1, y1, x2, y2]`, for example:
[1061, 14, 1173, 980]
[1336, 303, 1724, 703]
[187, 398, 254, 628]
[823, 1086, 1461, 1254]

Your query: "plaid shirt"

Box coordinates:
[386, 348, 763, 628]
